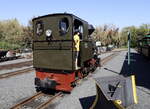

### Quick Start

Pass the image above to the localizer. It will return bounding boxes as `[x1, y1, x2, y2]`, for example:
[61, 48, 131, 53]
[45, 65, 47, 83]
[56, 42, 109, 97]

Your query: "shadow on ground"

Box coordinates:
[120, 52, 150, 89]
[79, 52, 150, 109]
[104, 52, 150, 89]
[79, 95, 96, 109]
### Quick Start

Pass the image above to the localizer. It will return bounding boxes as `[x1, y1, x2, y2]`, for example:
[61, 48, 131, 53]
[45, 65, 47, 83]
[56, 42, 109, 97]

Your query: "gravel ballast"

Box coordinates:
[0, 72, 36, 109]
[0, 52, 112, 109]
[0, 58, 32, 66]
[0, 50, 150, 109]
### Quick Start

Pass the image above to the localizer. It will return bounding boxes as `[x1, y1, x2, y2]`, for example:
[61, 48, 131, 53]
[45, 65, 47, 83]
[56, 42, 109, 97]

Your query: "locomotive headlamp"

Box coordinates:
[45, 29, 52, 37]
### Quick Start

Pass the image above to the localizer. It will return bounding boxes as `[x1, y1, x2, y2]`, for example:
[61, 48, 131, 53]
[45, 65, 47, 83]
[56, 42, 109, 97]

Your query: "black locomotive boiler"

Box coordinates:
[33, 13, 99, 92]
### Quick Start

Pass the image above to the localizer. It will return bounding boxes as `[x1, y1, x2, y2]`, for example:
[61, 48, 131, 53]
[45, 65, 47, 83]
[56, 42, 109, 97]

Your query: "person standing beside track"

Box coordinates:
[73, 30, 80, 70]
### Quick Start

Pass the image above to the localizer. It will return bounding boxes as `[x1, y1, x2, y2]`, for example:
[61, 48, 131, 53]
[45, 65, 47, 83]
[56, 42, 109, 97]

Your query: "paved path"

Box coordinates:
[54, 49, 150, 109]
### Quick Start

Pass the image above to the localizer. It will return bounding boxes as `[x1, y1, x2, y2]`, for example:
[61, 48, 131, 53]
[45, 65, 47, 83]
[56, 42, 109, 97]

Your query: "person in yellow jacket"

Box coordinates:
[73, 31, 80, 70]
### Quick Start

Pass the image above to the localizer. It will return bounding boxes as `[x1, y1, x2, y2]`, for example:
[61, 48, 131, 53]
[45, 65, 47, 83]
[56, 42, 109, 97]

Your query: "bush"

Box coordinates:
[0, 41, 21, 50]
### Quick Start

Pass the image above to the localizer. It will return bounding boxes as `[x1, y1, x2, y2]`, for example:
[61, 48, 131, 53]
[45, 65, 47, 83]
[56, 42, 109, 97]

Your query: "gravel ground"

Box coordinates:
[1, 50, 150, 109]
[0, 66, 33, 75]
[0, 57, 33, 75]
[53, 49, 150, 109]
[98, 52, 113, 59]
[0, 58, 34, 109]
[0, 71, 36, 109]
[0, 52, 112, 109]
[53, 51, 123, 109]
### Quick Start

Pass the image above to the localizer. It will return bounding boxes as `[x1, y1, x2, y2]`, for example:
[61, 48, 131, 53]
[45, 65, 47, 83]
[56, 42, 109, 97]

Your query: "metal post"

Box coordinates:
[128, 32, 131, 65]
[127, 32, 131, 74]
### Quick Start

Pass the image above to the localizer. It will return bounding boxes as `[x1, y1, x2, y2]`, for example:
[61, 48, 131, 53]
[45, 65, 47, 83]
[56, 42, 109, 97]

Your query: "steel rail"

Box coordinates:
[99, 48, 127, 55]
[9, 51, 121, 109]
[0, 51, 120, 79]
[10, 92, 44, 109]
[0, 60, 32, 70]
[0, 67, 34, 79]
[36, 92, 63, 109]
[75, 51, 120, 85]
[10, 92, 63, 109]
[101, 52, 120, 66]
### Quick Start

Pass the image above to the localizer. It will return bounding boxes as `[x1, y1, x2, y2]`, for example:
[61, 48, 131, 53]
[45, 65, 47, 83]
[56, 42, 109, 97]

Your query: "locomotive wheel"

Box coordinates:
[35, 87, 41, 92]
[82, 67, 89, 77]
[71, 82, 76, 87]
[89, 63, 96, 72]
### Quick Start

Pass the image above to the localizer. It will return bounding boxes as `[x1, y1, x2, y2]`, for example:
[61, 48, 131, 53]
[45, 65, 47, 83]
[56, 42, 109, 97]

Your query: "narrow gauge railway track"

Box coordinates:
[101, 51, 120, 66]
[10, 51, 120, 109]
[100, 48, 127, 55]
[0, 67, 34, 79]
[75, 51, 120, 85]
[0, 51, 120, 79]
[10, 92, 63, 109]
[0, 60, 33, 70]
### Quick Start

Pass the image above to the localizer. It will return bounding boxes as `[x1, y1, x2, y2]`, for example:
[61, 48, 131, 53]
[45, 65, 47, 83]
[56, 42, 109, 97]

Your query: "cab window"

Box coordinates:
[59, 18, 69, 36]
[74, 19, 83, 39]
[36, 21, 44, 36]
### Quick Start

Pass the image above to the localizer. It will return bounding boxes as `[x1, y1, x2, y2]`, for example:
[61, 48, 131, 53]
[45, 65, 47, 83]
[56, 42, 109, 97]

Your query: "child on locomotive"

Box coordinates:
[73, 30, 81, 70]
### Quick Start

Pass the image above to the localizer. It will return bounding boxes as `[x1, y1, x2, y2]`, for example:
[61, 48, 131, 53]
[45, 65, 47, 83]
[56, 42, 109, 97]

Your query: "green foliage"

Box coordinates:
[92, 24, 150, 48]
[0, 18, 33, 50]
[0, 18, 149, 50]
[92, 24, 120, 46]
[121, 24, 150, 47]
[0, 41, 21, 50]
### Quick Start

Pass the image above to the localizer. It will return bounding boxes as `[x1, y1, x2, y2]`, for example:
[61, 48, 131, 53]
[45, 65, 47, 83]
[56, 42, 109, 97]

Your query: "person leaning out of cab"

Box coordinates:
[73, 30, 81, 70]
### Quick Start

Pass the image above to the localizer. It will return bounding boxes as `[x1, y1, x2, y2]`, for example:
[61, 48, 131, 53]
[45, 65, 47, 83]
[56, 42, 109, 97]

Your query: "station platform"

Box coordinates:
[54, 49, 150, 109]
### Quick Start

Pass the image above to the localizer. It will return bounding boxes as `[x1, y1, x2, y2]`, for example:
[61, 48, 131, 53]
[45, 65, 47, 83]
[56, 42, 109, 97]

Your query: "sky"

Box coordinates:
[0, 0, 150, 29]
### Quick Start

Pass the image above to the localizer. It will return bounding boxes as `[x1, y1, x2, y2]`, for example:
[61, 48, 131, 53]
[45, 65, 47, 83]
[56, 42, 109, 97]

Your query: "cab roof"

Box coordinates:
[32, 13, 88, 24]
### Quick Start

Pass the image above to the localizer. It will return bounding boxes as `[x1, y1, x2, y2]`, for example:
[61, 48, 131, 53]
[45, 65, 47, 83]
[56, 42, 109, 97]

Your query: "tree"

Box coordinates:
[0, 18, 33, 50]
[21, 20, 33, 48]
[92, 24, 120, 46]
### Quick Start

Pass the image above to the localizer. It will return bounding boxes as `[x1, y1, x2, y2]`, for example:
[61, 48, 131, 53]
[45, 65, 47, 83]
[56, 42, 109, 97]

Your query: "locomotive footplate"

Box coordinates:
[35, 77, 57, 89]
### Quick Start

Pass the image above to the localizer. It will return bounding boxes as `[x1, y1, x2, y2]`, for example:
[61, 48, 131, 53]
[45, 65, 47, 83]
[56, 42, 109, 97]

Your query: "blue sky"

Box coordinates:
[0, 0, 150, 28]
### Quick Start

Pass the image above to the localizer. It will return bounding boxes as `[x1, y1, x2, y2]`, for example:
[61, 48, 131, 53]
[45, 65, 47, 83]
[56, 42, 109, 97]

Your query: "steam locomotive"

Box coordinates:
[33, 13, 99, 92]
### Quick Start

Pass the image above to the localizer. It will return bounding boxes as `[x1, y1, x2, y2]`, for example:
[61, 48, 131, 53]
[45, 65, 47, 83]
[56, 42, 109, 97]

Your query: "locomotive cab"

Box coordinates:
[33, 13, 95, 71]
[33, 13, 96, 91]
